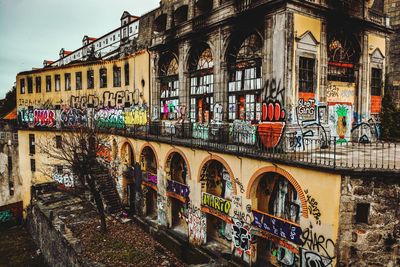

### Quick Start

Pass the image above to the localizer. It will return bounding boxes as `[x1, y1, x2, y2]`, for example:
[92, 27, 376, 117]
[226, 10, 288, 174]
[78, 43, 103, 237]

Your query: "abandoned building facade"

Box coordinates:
[14, 0, 399, 266]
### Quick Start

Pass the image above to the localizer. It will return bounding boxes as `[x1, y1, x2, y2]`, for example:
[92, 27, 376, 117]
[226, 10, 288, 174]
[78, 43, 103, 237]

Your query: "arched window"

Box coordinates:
[159, 55, 179, 120]
[189, 46, 214, 123]
[227, 33, 263, 121]
[327, 30, 359, 83]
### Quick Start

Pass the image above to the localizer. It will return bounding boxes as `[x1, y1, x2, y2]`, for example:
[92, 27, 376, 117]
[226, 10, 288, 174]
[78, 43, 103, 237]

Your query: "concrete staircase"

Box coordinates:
[91, 162, 122, 214]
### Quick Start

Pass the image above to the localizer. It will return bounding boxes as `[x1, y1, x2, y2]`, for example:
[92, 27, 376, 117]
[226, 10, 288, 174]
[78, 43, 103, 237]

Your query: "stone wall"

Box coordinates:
[27, 204, 83, 267]
[337, 175, 400, 267]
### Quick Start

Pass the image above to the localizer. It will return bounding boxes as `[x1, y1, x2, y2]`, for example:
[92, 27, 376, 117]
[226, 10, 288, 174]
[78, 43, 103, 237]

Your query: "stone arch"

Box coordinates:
[224, 30, 264, 64]
[197, 154, 237, 195]
[164, 147, 191, 181]
[186, 41, 215, 72]
[246, 166, 308, 219]
[120, 141, 135, 165]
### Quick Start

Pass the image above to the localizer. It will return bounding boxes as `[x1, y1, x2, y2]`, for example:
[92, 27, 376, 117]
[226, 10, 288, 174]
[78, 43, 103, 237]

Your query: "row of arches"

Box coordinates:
[157, 23, 362, 123]
[117, 141, 309, 264]
[158, 31, 264, 122]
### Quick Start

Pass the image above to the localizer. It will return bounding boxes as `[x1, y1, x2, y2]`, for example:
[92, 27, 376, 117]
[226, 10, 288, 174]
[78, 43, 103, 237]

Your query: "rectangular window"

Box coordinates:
[113, 66, 121, 87]
[87, 70, 94, 89]
[46, 76, 51, 92]
[30, 159, 36, 172]
[299, 57, 315, 93]
[371, 68, 382, 96]
[56, 165, 63, 174]
[124, 63, 129, 85]
[76, 72, 82, 90]
[27, 77, 33, 94]
[100, 68, 107, 88]
[55, 135, 62, 149]
[29, 134, 35, 154]
[35, 77, 41, 93]
[55, 74, 61, 91]
[20, 79, 25, 94]
[356, 203, 370, 224]
[65, 73, 71, 91]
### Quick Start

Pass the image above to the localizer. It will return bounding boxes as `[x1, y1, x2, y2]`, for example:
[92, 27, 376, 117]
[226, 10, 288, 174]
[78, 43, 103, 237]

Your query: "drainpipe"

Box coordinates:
[146, 48, 151, 123]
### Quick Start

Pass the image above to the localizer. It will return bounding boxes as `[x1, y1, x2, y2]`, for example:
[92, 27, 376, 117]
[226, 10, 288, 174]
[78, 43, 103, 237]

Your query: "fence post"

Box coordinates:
[333, 137, 336, 168]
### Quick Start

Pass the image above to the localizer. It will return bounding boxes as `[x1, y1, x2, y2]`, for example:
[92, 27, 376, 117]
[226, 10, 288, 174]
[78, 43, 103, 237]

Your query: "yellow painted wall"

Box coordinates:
[112, 135, 341, 260]
[16, 50, 150, 108]
[293, 14, 322, 101]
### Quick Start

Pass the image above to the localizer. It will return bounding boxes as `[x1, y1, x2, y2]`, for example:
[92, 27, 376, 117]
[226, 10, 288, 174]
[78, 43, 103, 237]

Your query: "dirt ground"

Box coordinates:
[0, 226, 48, 267]
[69, 217, 187, 267]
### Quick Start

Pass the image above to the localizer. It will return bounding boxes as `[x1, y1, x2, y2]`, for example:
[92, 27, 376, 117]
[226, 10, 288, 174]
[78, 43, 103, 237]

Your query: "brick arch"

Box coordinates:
[197, 154, 237, 195]
[164, 147, 191, 181]
[246, 166, 308, 218]
[120, 141, 135, 165]
[139, 143, 159, 169]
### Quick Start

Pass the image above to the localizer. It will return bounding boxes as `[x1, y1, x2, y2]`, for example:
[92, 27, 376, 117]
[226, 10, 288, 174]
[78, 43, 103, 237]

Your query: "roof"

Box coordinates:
[3, 108, 17, 120]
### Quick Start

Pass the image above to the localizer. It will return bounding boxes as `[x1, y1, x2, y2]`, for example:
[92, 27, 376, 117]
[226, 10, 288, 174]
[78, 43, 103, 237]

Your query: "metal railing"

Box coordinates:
[19, 122, 400, 172]
[103, 122, 399, 172]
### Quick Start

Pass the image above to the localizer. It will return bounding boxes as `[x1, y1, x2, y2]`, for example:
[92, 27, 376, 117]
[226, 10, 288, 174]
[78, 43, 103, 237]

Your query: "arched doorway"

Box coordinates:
[248, 168, 306, 267]
[140, 145, 158, 220]
[199, 159, 234, 253]
[120, 142, 135, 212]
[165, 151, 190, 237]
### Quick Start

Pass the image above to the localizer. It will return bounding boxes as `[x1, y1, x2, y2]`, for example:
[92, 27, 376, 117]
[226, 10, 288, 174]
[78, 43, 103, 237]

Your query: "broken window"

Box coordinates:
[55, 74, 61, 91]
[87, 70, 94, 89]
[327, 29, 359, 83]
[371, 68, 382, 96]
[299, 57, 315, 93]
[159, 56, 179, 120]
[27, 77, 33, 94]
[124, 62, 130, 86]
[227, 33, 263, 121]
[189, 46, 214, 123]
[20, 78, 25, 94]
[100, 68, 107, 88]
[46, 76, 51, 92]
[113, 66, 121, 87]
[35, 77, 41, 93]
[76, 72, 82, 90]
[65, 73, 71, 91]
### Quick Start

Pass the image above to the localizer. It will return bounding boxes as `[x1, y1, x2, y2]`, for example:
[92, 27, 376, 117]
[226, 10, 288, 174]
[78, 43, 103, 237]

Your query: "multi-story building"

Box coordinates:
[15, 2, 399, 267]
[0, 111, 23, 227]
[386, 0, 400, 105]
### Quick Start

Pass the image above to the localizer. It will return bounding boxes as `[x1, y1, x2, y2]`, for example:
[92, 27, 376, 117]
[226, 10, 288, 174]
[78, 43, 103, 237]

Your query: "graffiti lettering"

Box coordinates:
[0, 210, 12, 223]
[70, 90, 140, 108]
[252, 209, 303, 245]
[201, 192, 231, 215]
[301, 226, 336, 260]
[301, 249, 333, 267]
[304, 189, 321, 225]
[94, 109, 124, 129]
[232, 218, 252, 255]
[166, 179, 190, 200]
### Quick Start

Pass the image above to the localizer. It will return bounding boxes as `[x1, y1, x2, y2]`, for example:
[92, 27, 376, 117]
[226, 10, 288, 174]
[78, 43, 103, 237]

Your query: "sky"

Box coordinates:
[0, 0, 159, 98]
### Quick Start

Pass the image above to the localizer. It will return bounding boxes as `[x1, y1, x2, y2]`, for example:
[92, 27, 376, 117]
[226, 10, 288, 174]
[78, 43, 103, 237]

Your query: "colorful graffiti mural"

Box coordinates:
[258, 101, 286, 149]
[329, 104, 352, 143]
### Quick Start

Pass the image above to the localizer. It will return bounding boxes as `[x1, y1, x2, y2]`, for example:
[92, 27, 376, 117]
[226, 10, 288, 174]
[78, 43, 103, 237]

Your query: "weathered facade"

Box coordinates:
[0, 116, 23, 227]
[386, 0, 400, 105]
[14, 1, 399, 267]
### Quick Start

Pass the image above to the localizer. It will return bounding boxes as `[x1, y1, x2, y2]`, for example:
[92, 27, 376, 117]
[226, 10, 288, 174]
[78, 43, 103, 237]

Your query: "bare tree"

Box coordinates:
[38, 127, 114, 233]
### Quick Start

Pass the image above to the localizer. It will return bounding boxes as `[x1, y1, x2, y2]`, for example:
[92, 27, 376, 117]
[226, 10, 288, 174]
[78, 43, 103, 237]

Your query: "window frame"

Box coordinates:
[46, 76, 52, 92]
[55, 74, 61, 91]
[65, 73, 71, 91]
[298, 56, 316, 93]
[371, 68, 382, 96]
[35, 76, 41, 93]
[27, 77, 33, 94]
[113, 66, 121, 87]
[75, 72, 82, 90]
[100, 68, 107, 88]
[87, 70, 94, 89]
[20, 78, 25, 94]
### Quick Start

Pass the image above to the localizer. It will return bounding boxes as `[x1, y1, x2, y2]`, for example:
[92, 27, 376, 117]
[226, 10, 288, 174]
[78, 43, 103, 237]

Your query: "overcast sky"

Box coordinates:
[0, 0, 159, 98]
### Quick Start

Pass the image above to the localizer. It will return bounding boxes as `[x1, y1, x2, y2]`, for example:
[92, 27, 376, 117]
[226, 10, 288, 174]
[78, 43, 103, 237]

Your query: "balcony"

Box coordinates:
[20, 122, 400, 173]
